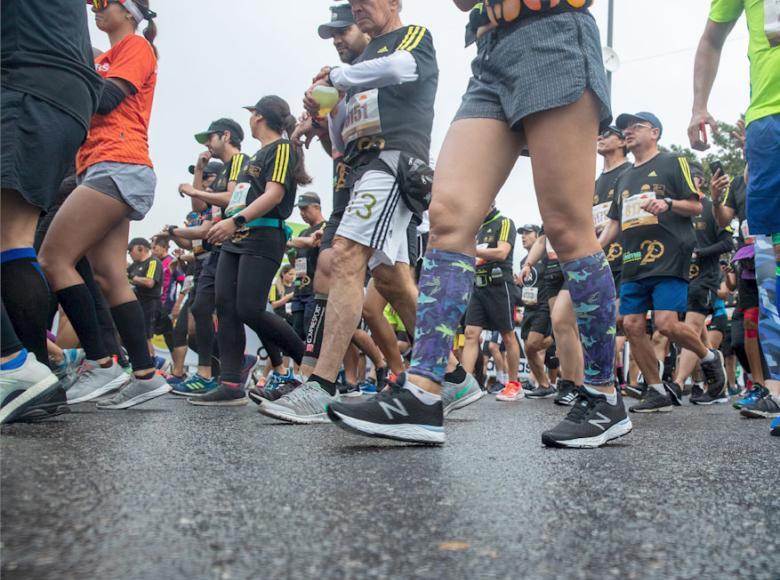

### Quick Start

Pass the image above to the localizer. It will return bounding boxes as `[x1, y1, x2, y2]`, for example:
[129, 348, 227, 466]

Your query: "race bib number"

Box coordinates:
[766, 0, 780, 46]
[192, 239, 204, 255]
[295, 258, 307, 275]
[622, 193, 658, 231]
[285, 302, 292, 315]
[522, 286, 538, 305]
[342, 89, 382, 145]
[226, 183, 250, 218]
[546, 238, 558, 261]
[741, 220, 754, 242]
[592, 202, 611, 230]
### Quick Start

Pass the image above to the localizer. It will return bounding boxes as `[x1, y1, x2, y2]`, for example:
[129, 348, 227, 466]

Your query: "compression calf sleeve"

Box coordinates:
[302, 294, 328, 368]
[56, 285, 110, 361]
[110, 301, 154, 372]
[1, 302, 23, 358]
[560, 251, 617, 387]
[409, 249, 475, 385]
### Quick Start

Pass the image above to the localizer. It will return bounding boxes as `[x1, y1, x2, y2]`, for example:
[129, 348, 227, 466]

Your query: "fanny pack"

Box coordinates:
[483, 0, 591, 27]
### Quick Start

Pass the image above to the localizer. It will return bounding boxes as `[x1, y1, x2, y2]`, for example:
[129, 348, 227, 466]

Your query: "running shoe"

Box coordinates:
[623, 384, 646, 400]
[0, 350, 64, 425]
[664, 381, 683, 406]
[153, 356, 167, 370]
[541, 387, 632, 449]
[376, 366, 389, 390]
[171, 374, 218, 397]
[700, 349, 727, 400]
[691, 384, 730, 406]
[359, 380, 378, 395]
[62, 348, 86, 367]
[526, 385, 557, 399]
[328, 374, 445, 444]
[740, 391, 780, 418]
[554, 380, 578, 406]
[266, 369, 294, 390]
[258, 381, 335, 424]
[442, 372, 484, 416]
[166, 374, 188, 389]
[67, 360, 130, 404]
[770, 416, 780, 436]
[727, 384, 742, 398]
[690, 383, 705, 401]
[496, 381, 524, 402]
[52, 362, 78, 392]
[487, 380, 504, 395]
[629, 387, 673, 413]
[520, 379, 535, 392]
[188, 383, 248, 406]
[240, 354, 259, 388]
[96, 374, 171, 410]
[338, 383, 361, 398]
[252, 379, 301, 403]
[733, 385, 765, 409]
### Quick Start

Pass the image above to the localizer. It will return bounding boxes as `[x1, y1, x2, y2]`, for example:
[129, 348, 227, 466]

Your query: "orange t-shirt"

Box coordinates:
[76, 34, 157, 174]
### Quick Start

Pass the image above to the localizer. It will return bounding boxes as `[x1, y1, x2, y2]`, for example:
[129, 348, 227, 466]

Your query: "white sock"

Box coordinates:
[403, 381, 441, 405]
[585, 385, 617, 405]
[701, 349, 716, 363]
[649, 383, 665, 395]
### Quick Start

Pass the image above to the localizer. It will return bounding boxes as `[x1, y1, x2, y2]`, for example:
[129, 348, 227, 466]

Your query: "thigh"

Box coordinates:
[83, 217, 134, 301]
[215, 250, 240, 306]
[236, 254, 278, 307]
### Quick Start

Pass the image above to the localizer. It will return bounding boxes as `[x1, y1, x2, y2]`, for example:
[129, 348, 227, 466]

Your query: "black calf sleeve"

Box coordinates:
[111, 301, 153, 371]
[56, 284, 109, 361]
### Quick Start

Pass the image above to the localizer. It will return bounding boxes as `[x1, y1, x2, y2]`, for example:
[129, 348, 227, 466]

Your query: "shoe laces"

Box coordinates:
[563, 388, 596, 424]
[76, 360, 95, 378]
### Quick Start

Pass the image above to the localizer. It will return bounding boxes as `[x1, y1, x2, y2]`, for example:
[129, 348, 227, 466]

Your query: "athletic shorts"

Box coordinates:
[454, 11, 611, 133]
[78, 161, 156, 221]
[521, 307, 552, 341]
[336, 150, 412, 271]
[1, 89, 86, 211]
[619, 276, 688, 315]
[745, 113, 780, 235]
[542, 271, 567, 301]
[465, 282, 515, 332]
[707, 314, 729, 337]
[407, 220, 419, 265]
[612, 269, 622, 294]
[197, 250, 220, 296]
[138, 298, 159, 339]
[687, 283, 715, 315]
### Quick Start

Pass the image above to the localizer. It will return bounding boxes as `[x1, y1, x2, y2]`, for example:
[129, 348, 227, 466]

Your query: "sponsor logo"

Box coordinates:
[588, 412, 612, 431]
[639, 240, 665, 265]
[378, 398, 409, 420]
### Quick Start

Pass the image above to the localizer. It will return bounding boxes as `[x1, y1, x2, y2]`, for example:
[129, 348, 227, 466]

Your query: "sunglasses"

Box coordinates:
[599, 129, 622, 139]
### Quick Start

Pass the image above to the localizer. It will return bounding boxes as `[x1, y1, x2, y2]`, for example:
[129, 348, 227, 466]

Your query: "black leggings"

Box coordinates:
[172, 299, 190, 349]
[215, 251, 304, 383]
[190, 285, 216, 368]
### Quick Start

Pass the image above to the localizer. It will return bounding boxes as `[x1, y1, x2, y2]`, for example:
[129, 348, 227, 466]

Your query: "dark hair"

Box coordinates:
[256, 96, 312, 186]
[280, 264, 294, 275]
[133, 0, 159, 59]
[225, 131, 241, 149]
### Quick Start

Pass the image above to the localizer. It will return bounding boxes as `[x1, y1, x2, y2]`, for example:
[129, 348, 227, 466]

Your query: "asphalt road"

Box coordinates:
[2, 392, 778, 580]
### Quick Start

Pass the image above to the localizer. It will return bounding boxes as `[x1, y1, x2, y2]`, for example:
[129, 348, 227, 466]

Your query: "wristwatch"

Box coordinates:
[167, 225, 177, 237]
[664, 197, 674, 211]
[233, 214, 247, 228]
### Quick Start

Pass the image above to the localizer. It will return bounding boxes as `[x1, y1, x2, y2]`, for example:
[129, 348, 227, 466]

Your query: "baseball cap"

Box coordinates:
[519, 224, 541, 233]
[318, 4, 354, 39]
[297, 192, 321, 208]
[194, 118, 244, 145]
[615, 112, 663, 138]
[600, 125, 624, 139]
[188, 159, 224, 176]
[128, 237, 151, 250]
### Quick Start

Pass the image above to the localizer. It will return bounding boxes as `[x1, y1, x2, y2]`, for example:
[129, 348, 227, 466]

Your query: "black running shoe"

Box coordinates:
[629, 387, 673, 413]
[690, 383, 704, 401]
[623, 384, 647, 400]
[526, 385, 557, 399]
[188, 383, 247, 406]
[691, 384, 729, 406]
[541, 387, 632, 448]
[327, 374, 444, 444]
[664, 381, 683, 406]
[739, 391, 780, 418]
[554, 380, 578, 406]
[376, 366, 389, 390]
[700, 349, 727, 400]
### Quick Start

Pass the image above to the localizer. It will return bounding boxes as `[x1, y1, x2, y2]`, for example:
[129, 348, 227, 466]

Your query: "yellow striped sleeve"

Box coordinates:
[146, 259, 157, 279]
[398, 26, 426, 52]
[271, 143, 290, 184]
[499, 219, 510, 242]
[678, 157, 697, 196]
[229, 154, 244, 182]
[721, 181, 731, 207]
[269, 285, 277, 302]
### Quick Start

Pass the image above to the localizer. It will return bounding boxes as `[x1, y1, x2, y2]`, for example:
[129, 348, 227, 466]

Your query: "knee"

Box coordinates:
[622, 317, 645, 339]
[427, 198, 477, 249]
[542, 221, 582, 257]
[526, 336, 543, 352]
[654, 316, 676, 338]
[464, 326, 481, 342]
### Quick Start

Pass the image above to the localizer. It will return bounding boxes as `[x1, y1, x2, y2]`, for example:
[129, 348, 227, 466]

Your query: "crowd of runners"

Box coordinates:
[2, 0, 779, 448]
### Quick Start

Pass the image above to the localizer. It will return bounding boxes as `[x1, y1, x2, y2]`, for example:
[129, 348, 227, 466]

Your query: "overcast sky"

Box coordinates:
[87, 1, 750, 241]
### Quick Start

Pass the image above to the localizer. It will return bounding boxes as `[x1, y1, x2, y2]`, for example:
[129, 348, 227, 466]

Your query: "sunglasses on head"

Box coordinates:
[88, 0, 114, 9]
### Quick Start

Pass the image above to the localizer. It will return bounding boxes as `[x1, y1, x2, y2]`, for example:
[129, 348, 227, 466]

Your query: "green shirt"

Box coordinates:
[709, 0, 780, 125]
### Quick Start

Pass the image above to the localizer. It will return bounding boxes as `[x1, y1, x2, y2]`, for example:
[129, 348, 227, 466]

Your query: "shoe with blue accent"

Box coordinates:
[727, 385, 742, 398]
[153, 356, 167, 370]
[733, 385, 765, 409]
[166, 374, 188, 388]
[240, 354, 259, 387]
[171, 374, 218, 397]
[359, 380, 378, 395]
[267, 368, 294, 390]
[771, 416, 780, 436]
[740, 390, 780, 419]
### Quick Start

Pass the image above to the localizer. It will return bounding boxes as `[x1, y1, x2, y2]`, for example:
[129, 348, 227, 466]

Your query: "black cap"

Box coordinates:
[194, 118, 244, 145]
[600, 125, 624, 139]
[297, 192, 321, 208]
[519, 224, 541, 233]
[188, 159, 224, 176]
[318, 3, 354, 39]
[128, 237, 151, 250]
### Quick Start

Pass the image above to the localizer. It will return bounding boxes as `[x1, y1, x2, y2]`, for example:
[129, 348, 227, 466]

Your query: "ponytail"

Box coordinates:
[133, 0, 159, 58]
[255, 95, 312, 186]
[284, 114, 312, 186]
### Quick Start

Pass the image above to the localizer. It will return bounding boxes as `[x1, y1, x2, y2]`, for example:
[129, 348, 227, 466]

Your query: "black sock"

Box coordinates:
[111, 301, 153, 371]
[444, 363, 467, 384]
[56, 284, 109, 361]
[1, 301, 23, 357]
[1, 248, 51, 365]
[310, 373, 336, 396]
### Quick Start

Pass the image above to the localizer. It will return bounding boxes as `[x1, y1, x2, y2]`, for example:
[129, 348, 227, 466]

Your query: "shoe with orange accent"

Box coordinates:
[496, 381, 524, 401]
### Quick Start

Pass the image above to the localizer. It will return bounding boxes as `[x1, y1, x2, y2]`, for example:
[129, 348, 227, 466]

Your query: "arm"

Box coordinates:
[643, 197, 703, 218]
[476, 242, 511, 263]
[598, 219, 620, 249]
[329, 51, 419, 90]
[724, 269, 737, 291]
[270, 292, 294, 310]
[206, 183, 286, 245]
[179, 183, 234, 208]
[696, 227, 735, 259]
[131, 276, 155, 289]
[287, 235, 319, 250]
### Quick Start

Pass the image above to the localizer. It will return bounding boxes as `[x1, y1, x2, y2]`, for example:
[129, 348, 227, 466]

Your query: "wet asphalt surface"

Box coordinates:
[1, 391, 778, 580]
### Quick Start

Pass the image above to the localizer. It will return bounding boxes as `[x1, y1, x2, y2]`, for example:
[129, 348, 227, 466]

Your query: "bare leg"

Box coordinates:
[461, 325, 483, 374]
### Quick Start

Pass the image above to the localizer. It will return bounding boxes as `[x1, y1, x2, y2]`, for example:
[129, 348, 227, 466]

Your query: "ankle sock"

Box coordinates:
[310, 373, 336, 396]
[585, 385, 617, 405]
[444, 364, 467, 384]
[701, 349, 716, 363]
[649, 383, 665, 395]
[403, 380, 441, 404]
[0, 348, 27, 371]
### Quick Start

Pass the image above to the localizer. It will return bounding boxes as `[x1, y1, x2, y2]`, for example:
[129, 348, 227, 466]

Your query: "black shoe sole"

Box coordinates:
[2, 384, 68, 425]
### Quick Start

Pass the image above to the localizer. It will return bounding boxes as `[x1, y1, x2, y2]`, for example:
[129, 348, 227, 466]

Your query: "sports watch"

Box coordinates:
[664, 197, 674, 211]
[232, 214, 247, 228]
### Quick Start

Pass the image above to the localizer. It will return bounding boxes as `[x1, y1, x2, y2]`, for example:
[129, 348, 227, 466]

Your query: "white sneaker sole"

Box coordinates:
[257, 401, 329, 424]
[444, 387, 485, 416]
[188, 396, 248, 407]
[496, 392, 524, 402]
[68, 373, 130, 405]
[329, 408, 445, 444]
[0, 373, 59, 425]
[96, 384, 171, 410]
[544, 418, 633, 449]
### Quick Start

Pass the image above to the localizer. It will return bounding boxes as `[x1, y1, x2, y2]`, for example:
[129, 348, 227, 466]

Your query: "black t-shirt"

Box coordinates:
[342, 25, 438, 163]
[594, 161, 631, 272]
[205, 153, 249, 251]
[222, 140, 297, 258]
[1, 1, 103, 131]
[607, 152, 700, 282]
[128, 257, 163, 300]
[292, 221, 326, 298]
[518, 256, 547, 311]
[723, 175, 748, 246]
[475, 209, 516, 279]
[690, 196, 734, 290]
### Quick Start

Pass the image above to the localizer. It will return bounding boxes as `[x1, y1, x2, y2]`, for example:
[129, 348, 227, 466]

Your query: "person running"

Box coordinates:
[38, 0, 169, 410]
[329, 0, 626, 448]
[190, 95, 310, 406]
[599, 112, 727, 413]
[126, 237, 163, 357]
[0, 0, 103, 423]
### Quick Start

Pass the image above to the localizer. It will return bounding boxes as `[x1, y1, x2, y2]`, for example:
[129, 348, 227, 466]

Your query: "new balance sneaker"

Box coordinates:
[526, 385, 557, 399]
[700, 349, 727, 400]
[496, 381, 524, 402]
[67, 360, 130, 404]
[188, 383, 248, 406]
[0, 351, 63, 424]
[770, 416, 780, 436]
[740, 391, 780, 418]
[258, 381, 335, 424]
[171, 374, 218, 397]
[442, 372, 484, 416]
[629, 387, 673, 413]
[664, 382, 683, 406]
[328, 375, 445, 444]
[253, 379, 301, 403]
[359, 380, 378, 395]
[541, 387, 632, 448]
[554, 380, 578, 406]
[96, 374, 171, 410]
[733, 385, 765, 409]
